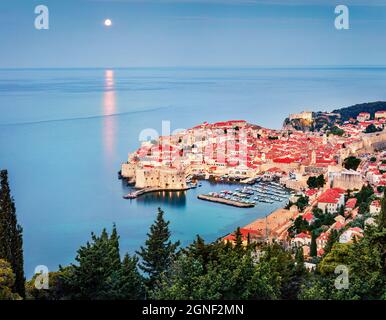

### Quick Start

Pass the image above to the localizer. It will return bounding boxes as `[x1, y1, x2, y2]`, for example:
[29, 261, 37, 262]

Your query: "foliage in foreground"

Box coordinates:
[0, 170, 25, 298]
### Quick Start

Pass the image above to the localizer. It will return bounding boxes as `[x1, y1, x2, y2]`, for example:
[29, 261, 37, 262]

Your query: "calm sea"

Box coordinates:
[0, 67, 385, 277]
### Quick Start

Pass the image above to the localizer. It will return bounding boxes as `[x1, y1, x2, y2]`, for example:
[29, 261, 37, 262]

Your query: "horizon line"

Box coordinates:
[1, 65, 386, 70]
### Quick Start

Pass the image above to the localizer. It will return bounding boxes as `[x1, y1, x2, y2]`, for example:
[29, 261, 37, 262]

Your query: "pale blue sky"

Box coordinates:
[1, 0, 386, 67]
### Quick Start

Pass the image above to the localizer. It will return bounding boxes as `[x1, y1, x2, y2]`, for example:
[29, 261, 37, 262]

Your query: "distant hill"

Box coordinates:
[332, 101, 386, 121]
[283, 101, 386, 132]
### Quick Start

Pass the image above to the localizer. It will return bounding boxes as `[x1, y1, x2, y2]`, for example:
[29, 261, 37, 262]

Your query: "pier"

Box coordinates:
[123, 186, 191, 199]
[197, 194, 255, 208]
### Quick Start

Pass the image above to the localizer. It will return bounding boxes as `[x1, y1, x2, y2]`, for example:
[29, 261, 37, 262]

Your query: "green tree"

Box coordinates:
[364, 124, 381, 134]
[260, 243, 302, 300]
[316, 175, 326, 188]
[310, 232, 317, 257]
[358, 202, 369, 215]
[295, 247, 305, 274]
[343, 156, 361, 171]
[60, 226, 144, 299]
[323, 229, 339, 255]
[288, 216, 309, 236]
[307, 176, 318, 189]
[0, 170, 25, 297]
[329, 126, 344, 136]
[102, 253, 145, 300]
[356, 185, 374, 206]
[296, 196, 309, 212]
[26, 268, 73, 300]
[378, 190, 386, 229]
[0, 259, 21, 300]
[154, 242, 282, 300]
[137, 208, 180, 289]
[234, 227, 243, 251]
[318, 243, 352, 275]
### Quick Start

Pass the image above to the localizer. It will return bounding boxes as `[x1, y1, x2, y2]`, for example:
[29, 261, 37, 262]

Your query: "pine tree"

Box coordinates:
[103, 254, 145, 300]
[52, 226, 145, 300]
[63, 226, 123, 299]
[137, 208, 180, 289]
[186, 235, 210, 267]
[0, 170, 25, 297]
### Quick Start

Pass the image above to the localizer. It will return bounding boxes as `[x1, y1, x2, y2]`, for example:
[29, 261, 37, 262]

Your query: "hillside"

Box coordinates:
[333, 101, 386, 121]
[283, 101, 386, 132]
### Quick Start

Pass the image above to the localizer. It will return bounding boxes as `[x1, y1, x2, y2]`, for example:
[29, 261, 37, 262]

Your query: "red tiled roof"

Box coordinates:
[305, 189, 318, 197]
[318, 188, 345, 204]
[223, 228, 260, 242]
[345, 198, 357, 209]
[295, 232, 310, 239]
[302, 212, 314, 222]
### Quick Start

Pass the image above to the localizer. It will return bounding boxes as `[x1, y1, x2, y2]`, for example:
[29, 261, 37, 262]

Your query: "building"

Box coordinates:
[316, 232, 329, 249]
[357, 112, 371, 122]
[223, 228, 260, 246]
[317, 188, 345, 213]
[369, 200, 381, 215]
[328, 167, 363, 190]
[375, 110, 386, 120]
[289, 111, 313, 122]
[291, 232, 311, 248]
[339, 227, 364, 243]
[304, 188, 319, 201]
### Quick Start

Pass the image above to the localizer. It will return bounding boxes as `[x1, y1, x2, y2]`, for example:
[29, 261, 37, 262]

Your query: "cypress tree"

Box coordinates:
[295, 247, 305, 271]
[137, 208, 180, 289]
[60, 225, 145, 299]
[378, 190, 386, 229]
[234, 227, 243, 250]
[0, 170, 25, 297]
[324, 229, 339, 255]
[310, 232, 317, 257]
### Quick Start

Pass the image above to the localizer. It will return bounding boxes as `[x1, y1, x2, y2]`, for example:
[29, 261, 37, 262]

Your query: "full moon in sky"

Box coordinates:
[104, 19, 112, 27]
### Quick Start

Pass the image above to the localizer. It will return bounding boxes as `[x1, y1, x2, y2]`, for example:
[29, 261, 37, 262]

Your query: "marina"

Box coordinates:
[198, 181, 291, 207]
[197, 194, 255, 208]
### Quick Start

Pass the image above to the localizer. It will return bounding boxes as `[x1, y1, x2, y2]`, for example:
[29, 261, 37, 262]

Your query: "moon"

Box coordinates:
[104, 19, 112, 27]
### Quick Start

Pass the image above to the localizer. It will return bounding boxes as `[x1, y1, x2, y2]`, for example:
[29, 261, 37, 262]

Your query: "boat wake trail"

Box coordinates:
[0, 106, 171, 127]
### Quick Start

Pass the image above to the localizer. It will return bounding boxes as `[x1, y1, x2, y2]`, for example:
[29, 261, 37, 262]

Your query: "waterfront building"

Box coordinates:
[121, 118, 386, 191]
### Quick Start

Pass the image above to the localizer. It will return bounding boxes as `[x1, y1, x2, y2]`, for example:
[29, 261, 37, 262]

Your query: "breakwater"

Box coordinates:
[197, 194, 255, 208]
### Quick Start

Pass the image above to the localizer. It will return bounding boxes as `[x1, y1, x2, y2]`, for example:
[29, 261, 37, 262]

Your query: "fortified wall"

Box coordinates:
[348, 131, 386, 153]
[121, 162, 188, 190]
